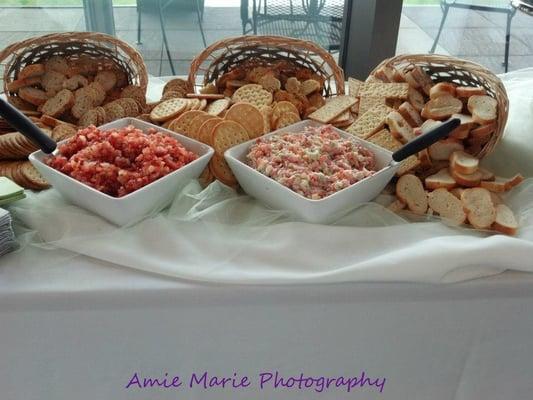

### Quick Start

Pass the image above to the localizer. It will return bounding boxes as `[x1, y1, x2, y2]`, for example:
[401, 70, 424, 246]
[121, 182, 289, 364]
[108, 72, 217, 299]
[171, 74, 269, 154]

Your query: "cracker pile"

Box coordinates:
[6, 55, 146, 128]
[391, 149, 523, 235]
[213, 60, 328, 123]
[0, 118, 77, 189]
[332, 64, 500, 179]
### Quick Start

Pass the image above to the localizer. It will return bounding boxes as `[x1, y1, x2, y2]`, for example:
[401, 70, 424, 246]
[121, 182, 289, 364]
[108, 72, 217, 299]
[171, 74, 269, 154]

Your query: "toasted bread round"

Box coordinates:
[425, 168, 456, 190]
[396, 174, 428, 215]
[461, 188, 496, 229]
[450, 150, 479, 175]
[428, 188, 466, 224]
[493, 204, 518, 235]
[467, 95, 497, 124]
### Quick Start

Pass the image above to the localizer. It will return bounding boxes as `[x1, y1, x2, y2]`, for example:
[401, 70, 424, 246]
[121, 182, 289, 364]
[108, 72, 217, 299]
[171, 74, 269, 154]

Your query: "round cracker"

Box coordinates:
[150, 98, 188, 122]
[170, 110, 206, 134]
[209, 154, 237, 186]
[211, 120, 249, 156]
[206, 98, 230, 116]
[272, 101, 299, 124]
[232, 84, 273, 107]
[274, 111, 301, 130]
[198, 117, 222, 145]
[225, 102, 265, 139]
[186, 114, 217, 140]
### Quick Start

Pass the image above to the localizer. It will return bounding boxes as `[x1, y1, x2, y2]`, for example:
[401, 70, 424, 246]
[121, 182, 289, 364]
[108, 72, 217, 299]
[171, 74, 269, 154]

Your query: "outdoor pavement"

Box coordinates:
[0, 5, 531, 77]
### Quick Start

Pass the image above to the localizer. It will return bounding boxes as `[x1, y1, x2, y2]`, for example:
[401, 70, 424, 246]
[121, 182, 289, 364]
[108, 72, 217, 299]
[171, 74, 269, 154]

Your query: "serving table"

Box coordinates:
[1, 69, 533, 400]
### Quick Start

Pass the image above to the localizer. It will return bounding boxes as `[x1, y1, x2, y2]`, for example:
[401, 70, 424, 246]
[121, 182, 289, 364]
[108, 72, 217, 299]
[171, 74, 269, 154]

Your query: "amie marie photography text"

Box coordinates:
[125, 370, 386, 394]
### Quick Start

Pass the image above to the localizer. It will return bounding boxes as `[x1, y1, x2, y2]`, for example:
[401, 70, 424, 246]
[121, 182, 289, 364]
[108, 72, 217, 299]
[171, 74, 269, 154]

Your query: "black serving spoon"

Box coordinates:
[0, 97, 57, 154]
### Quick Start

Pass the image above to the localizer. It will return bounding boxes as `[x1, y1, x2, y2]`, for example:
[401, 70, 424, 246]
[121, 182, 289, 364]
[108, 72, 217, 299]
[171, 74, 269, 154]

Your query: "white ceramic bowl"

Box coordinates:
[225, 120, 396, 224]
[29, 118, 214, 226]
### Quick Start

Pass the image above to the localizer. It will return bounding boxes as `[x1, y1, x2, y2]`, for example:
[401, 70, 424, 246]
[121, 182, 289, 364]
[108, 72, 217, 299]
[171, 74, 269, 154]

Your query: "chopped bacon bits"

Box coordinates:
[247, 125, 377, 200]
[46, 125, 198, 197]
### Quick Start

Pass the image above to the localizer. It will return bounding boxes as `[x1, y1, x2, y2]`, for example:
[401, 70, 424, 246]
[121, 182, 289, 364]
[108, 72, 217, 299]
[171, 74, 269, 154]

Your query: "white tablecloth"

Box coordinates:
[2, 71, 533, 400]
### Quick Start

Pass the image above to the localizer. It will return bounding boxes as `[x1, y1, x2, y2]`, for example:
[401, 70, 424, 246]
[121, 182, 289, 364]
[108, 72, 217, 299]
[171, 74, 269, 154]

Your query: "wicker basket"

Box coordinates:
[0, 32, 148, 101]
[188, 35, 345, 97]
[369, 54, 509, 158]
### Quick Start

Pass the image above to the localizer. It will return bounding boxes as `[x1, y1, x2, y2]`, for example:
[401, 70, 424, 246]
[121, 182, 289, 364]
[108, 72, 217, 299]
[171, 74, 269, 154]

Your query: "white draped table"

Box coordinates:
[2, 70, 533, 400]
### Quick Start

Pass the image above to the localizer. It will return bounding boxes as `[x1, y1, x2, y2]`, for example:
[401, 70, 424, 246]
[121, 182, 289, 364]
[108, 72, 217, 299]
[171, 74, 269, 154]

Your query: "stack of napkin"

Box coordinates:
[0, 207, 15, 256]
[0, 177, 25, 206]
[0, 177, 24, 256]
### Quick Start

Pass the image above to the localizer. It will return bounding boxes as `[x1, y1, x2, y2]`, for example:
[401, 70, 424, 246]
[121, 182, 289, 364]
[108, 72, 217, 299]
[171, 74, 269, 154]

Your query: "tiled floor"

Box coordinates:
[0, 5, 531, 77]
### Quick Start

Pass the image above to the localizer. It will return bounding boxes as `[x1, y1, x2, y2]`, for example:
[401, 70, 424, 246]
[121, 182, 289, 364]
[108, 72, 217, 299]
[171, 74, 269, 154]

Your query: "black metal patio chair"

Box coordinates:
[429, 0, 517, 72]
[136, 0, 207, 75]
[241, 0, 343, 52]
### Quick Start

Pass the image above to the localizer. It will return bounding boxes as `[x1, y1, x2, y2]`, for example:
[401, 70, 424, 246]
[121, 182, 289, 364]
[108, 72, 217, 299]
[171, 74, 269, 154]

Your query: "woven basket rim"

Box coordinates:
[370, 53, 509, 159]
[188, 34, 345, 97]
[0, 31, 148, 97]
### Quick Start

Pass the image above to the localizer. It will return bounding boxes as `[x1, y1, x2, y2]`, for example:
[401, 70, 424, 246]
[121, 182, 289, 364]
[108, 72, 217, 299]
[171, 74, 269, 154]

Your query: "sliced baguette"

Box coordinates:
[467, 95, 497, 124]
[461, 188, 496, 229]
[386, 110, 415, 143]
[450, 150, 479, 175]
[421, 95, 463, 120]
[388, 199, 406, 213]
[408, 87, 425, 111]
[428, 138, 464, 161]
[396, 174, 428, 215]
[450, 168, 482, 187]
[480, 179, 507, 193]
[429, 82, 456, 99]
[456, 86, 487, 98]
[479, 167, 495, 181]
[18, 86, 48, 106]
[450, 187, 465, 199]
[428, 188, 466, 224]
[398, 101, 423, 127]
[425, 168, 456, 190]
[18, 64, 45, 80]
[493, 204, 518, 235]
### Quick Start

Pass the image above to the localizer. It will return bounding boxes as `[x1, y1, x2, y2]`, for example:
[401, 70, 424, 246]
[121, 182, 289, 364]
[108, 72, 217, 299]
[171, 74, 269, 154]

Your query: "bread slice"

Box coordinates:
[418, 148, 432, 169]
[411, 66, 433, 95]
[461, 188, 496, 229]
[428, 188, 466, 224]
[398, 101, 422, 127]
[450, 187, 465, 199]
[425, 168, 456, 190]
[467, 95, 497, 124]
[386, 110, 415, 143]
[429, 82, 457, 99]
[428, 139, 464, 161]
[396, 174, 428, 215]
[449, 113, 476, 139]
[478, 167, 495, 181]
[492, 204, 518, 235]
[450, 150, 479, 175]
[6, 76, 41, 92]
[456, 86, 487, 98]
[505, 174, 524, 190]
[18, 64, 45, 80]
[480, 179, 507, 193]
[450, 168, 482, 187]
[408, 87, 425, 112]
[374, 66, 395, 83]
[18, 86, 48, 106]
[41, 89, 74, 118]
[388, 198, 406, 212]
[489, 191, 503, 205]
[421, 95, 463, 120]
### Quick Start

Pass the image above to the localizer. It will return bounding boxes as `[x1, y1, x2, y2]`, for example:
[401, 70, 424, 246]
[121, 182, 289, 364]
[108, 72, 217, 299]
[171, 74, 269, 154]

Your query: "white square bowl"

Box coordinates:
[29, 118, 214, 226]
[225, 120, 396, 224]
